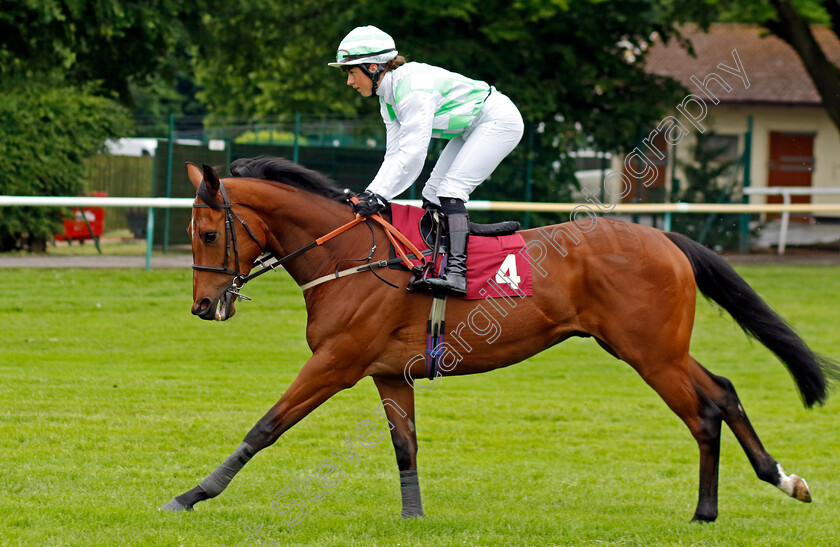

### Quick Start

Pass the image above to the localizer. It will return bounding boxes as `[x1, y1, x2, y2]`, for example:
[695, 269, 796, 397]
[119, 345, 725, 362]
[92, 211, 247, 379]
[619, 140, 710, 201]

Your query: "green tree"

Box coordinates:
[0, 0, 177, 251]
[190, 0, 359, 122]
[193, 1, 694, 148]
[671, 134, 744, 249]
[190, 0, 706, 205]
[0, 0, 212, 133]
[0, 74, 130, 251]
[0, 0, 195, 109]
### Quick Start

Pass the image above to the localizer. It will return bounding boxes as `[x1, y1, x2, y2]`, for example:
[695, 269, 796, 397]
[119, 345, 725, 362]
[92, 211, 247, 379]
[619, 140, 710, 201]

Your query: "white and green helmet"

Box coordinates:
[328, 26, 398, 67]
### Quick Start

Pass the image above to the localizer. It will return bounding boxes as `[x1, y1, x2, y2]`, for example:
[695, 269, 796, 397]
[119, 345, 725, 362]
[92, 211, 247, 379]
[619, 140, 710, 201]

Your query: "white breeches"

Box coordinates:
[422, 91, 524, 205]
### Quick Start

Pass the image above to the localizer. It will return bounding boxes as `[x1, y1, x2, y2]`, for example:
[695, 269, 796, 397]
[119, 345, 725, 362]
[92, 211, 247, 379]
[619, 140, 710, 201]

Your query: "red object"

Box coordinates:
[55, 193, 106, 241]
[389, 203, 533, 300]
[768, 131, 814, 222]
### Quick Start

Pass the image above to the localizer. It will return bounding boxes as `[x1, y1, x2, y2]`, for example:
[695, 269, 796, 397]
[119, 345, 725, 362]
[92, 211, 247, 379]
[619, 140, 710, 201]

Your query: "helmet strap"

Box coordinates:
[359, 63, 386, 97]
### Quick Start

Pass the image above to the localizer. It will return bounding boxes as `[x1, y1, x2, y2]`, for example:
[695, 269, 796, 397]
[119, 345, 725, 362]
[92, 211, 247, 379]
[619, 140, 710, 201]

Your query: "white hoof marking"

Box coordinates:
[776, 464, 812, 502]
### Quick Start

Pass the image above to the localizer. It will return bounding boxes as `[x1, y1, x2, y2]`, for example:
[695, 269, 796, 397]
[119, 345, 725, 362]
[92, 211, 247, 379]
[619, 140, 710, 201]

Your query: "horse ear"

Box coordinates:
[202, 164, 221, 192]
[186, 162, 203, 190]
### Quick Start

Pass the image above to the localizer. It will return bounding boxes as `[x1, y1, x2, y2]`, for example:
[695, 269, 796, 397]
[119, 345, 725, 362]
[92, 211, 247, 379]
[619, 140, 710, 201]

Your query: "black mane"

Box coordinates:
[230, 157, 346, 202]
[196, 180, 224, 210]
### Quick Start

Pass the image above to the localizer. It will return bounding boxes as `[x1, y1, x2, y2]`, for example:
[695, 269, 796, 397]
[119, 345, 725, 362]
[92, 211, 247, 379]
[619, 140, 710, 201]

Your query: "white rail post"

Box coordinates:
[778, 191, 791, 255]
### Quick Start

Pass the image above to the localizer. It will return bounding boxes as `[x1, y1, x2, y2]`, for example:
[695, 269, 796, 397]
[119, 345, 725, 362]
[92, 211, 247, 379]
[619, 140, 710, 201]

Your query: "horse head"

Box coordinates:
[187, 163, 267, 321]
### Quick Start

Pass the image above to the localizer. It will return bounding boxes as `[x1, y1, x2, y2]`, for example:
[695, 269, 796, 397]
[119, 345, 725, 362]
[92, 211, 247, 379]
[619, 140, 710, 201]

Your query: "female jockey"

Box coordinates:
[329, 25, 524, 297]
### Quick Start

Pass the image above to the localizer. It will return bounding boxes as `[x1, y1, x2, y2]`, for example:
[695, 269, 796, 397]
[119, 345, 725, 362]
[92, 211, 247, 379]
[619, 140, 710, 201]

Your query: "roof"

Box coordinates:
[644, 23, 840, 106]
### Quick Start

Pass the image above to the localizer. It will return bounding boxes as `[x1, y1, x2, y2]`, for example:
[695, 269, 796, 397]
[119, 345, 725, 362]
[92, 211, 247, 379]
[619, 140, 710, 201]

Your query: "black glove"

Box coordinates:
[421, 198, 442, 213]
[352, 190, 388, 216]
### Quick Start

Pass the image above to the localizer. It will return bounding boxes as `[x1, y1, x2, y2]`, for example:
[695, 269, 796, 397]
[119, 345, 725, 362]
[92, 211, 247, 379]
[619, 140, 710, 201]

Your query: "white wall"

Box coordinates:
[699, 107, 840, 213]
[601, 106, 840, 217]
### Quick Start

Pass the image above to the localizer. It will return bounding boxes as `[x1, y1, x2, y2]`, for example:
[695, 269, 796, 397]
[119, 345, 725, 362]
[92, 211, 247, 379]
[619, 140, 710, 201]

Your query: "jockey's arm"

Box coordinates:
[366, 92, 436, 201]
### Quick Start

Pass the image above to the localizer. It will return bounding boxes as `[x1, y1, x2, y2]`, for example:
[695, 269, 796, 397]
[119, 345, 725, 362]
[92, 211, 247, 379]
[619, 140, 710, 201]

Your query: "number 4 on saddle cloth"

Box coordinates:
[388, 203, 534, 300]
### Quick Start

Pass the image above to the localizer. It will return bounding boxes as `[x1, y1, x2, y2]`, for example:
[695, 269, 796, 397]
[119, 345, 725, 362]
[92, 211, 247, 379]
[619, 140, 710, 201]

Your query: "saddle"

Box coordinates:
[386, 204, 532, 298]
[415, 208, 524, 381]
[383, 204, 531, 381]
[418, 207, 521, 252]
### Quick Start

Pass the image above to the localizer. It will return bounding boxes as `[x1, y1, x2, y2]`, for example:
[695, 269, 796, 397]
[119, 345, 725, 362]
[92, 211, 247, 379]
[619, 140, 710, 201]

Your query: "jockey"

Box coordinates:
[329, 25, 524, 297]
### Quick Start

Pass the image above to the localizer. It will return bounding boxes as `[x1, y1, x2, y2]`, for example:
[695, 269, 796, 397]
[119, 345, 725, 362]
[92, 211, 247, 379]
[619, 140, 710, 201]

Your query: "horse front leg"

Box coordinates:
[372, 376, 424, 518]
[160, 350, 364, 511]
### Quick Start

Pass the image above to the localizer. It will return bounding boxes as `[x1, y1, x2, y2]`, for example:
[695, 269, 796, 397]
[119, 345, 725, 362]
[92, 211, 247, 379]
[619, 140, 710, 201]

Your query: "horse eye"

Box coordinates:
[203, 231, 217, 244]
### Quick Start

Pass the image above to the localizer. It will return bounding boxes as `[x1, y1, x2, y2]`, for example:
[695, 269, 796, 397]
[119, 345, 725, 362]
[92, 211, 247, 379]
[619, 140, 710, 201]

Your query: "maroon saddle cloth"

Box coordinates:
[388, 203, 533, 300]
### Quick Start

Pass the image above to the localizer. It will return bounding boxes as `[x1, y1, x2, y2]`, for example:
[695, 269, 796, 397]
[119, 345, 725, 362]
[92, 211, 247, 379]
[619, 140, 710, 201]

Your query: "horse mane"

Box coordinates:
[229, 157, 347, 202]
[196, 180, 225, 210]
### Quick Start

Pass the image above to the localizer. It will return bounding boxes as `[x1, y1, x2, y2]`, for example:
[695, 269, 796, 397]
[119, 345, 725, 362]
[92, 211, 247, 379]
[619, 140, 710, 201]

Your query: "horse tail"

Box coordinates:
[664, 231, 839, 408]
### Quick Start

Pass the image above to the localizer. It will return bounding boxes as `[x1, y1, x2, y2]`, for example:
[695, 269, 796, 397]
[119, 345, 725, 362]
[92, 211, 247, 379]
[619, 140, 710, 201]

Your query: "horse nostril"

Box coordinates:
[193, 298, 212, 316]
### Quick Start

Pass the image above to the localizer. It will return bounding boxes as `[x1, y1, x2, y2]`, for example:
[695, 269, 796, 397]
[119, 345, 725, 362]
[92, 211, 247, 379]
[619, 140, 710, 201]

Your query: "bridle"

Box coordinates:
[191, 180, 427, 301]
[191, 181, 269, 300]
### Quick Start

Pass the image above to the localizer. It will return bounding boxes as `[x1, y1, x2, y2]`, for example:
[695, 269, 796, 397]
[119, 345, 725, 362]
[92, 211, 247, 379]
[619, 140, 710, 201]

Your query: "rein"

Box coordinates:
[191, 181, 427, 299]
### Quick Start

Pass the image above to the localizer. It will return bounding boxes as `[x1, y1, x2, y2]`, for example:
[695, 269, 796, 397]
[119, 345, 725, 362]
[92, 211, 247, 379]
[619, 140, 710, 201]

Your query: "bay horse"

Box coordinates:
[162, 157, 837, 522]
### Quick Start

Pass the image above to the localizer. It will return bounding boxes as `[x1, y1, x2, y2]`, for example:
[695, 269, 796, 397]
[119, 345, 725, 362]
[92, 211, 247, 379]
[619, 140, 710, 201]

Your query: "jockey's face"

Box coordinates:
[345, 65, 378, 97]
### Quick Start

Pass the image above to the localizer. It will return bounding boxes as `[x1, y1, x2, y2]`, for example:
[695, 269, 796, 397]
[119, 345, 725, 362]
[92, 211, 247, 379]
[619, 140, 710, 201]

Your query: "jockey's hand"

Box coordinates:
[421, 199, 442, 212]
[352, 190, 388, 216]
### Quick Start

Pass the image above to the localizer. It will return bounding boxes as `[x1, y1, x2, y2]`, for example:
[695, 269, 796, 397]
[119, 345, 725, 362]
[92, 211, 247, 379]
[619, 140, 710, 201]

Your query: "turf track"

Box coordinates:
[1, 265, 839, 546]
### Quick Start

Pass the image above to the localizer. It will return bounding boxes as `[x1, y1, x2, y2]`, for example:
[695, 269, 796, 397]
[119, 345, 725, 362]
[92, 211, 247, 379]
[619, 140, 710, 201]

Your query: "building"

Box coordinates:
[632, 23, 840, 220]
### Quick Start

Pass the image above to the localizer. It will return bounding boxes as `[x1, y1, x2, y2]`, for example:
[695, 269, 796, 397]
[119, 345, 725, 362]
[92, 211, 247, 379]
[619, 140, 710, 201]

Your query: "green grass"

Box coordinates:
[2, 265, 839, 546]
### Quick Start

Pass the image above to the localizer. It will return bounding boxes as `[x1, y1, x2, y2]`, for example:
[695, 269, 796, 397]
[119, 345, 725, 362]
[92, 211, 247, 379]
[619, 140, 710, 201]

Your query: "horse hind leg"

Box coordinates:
[625, 355, 723, 521]
[689, 357, 812, 503]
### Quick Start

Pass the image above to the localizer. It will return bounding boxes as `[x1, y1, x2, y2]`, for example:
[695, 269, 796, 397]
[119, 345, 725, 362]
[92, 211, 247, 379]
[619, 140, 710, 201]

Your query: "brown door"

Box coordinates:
[767, 131, 814, 221]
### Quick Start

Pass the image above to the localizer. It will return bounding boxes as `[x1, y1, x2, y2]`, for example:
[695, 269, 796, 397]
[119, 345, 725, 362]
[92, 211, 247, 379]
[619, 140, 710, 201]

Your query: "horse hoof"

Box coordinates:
[690, 511, 717, 523]
[159, 497, 193, 512]
[789, 475, 812, 503]
[400, 509, 424, 519]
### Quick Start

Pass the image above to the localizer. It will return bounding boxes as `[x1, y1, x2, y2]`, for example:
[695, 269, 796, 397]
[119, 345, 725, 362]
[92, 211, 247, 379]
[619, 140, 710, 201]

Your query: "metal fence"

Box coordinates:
[84, 154, 154, 233]
[2, 195, 839, 270]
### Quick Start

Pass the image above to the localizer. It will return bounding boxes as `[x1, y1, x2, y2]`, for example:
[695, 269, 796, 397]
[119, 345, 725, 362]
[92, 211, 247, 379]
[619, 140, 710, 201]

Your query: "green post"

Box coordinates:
[665, 143, 678, 232]
[523, 123, 535, 228]
[163, 113, 175, 253]
[632, 125, 643, 225]
[225, 139, 233, 173]
[293, 113, 301, 164]
[145, 207, 155, 271]
[739, 115, 753, 253]
[599, 151, 608, 207]
[670, 143, 680, 197]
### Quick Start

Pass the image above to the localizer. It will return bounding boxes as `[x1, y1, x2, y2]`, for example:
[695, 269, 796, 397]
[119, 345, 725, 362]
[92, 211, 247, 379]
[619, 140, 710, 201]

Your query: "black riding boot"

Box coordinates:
[424, 213, 469, 297]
